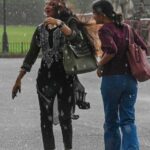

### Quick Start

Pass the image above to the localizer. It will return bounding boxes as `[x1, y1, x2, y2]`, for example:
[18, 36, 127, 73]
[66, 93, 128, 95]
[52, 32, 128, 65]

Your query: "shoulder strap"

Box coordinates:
[126, 24, 134, 45]
[66, 16, 79, 26]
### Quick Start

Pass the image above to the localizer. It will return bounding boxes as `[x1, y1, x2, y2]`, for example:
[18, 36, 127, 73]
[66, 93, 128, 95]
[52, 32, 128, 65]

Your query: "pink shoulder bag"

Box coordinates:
[127, 25, 150, 82]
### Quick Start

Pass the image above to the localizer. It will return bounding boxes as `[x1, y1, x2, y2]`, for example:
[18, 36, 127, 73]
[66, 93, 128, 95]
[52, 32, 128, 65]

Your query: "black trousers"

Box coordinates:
[37, 62, 74, 150]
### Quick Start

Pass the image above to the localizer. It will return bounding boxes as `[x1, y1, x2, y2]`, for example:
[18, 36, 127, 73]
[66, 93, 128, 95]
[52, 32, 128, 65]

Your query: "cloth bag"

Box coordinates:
[127, 25, 150, 82]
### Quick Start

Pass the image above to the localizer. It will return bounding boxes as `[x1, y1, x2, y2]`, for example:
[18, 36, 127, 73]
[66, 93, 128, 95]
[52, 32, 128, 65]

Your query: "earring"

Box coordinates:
[58, 10, 60, 14]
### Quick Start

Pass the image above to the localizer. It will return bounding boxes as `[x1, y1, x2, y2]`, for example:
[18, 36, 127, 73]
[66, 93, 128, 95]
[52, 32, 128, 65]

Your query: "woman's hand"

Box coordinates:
[97, 65, 103, 77]
[97, 69, 103, 77]
[44, 17, 72, 36]
[44, 17, 61, 26]
[12, 79, 21, 99]
[11, 69, 26, 99]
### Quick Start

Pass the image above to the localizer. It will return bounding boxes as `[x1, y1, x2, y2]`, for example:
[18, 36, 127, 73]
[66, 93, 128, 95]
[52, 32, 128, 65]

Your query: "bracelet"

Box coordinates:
[57, 21, 65, 28]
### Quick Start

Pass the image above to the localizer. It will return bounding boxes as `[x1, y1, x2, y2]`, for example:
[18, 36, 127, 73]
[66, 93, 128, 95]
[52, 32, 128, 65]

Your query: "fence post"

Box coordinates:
[2, 0, 9, 54]
[21, 42, 23, 54]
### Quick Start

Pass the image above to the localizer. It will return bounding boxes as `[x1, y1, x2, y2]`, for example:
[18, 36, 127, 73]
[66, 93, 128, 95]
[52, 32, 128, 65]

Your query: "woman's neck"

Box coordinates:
[103, 17, 113, 24]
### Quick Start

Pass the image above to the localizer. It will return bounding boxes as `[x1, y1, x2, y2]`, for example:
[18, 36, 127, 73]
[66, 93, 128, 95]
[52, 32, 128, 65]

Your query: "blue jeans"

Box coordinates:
[101, 75, 139, 150]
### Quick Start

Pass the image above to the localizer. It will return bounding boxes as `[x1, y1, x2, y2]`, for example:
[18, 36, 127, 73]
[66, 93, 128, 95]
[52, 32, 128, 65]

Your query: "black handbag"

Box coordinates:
[63, 42, 97, 74]
[62, 16, 98, 75]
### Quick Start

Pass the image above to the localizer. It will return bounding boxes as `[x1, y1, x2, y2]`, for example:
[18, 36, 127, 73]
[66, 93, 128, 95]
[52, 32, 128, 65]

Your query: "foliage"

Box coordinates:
[0, 0, 44, 25]
[69, 0, 94, 13]
[0, 0, 95, 25]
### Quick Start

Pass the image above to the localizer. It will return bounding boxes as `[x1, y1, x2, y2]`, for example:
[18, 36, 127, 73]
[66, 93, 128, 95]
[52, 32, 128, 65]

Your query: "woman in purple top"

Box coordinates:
[92, 0, 148, 150]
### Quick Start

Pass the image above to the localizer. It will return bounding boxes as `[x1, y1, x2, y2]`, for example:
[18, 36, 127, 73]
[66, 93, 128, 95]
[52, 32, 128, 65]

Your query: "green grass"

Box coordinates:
[0, 25, 35, 42]
[0, 25, 36, 54]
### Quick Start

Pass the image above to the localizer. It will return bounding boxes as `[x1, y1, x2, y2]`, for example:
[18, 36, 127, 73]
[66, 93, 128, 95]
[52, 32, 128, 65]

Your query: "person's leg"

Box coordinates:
[101, 75, 125, 150]
[38, 94, 55, 150]
[57, 77, 74, 150]
[37, 80, 60, 150]
[119, 75, 139, 150]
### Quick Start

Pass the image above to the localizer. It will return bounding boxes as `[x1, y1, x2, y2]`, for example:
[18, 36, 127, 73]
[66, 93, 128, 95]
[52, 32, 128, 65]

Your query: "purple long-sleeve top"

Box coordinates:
[98, 22, 148, 76]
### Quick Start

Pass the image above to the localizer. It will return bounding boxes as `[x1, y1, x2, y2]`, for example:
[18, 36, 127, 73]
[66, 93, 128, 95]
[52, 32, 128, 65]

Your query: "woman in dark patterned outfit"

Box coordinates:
[12, 0, 85, 150]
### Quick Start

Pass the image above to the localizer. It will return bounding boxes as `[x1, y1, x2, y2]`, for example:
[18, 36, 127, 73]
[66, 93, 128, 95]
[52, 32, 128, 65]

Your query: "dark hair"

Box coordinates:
[92, 0, 123, 27]
[53, 0, 73, 22]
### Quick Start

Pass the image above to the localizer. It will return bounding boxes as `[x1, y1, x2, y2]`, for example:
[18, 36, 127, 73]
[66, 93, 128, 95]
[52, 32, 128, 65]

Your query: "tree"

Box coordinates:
[0, 0, 44, 25]
[70, 0, 94, 13]
[0, 0, 95, 25]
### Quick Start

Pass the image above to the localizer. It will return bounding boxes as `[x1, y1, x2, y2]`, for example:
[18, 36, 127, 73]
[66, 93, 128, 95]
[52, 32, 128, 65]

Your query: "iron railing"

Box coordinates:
[0, 42, 30, 54]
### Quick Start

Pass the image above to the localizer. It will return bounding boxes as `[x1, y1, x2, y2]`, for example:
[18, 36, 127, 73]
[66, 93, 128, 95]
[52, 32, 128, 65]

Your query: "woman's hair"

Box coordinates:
[53, 0, 73, 22]
[92, 0, 123, 27]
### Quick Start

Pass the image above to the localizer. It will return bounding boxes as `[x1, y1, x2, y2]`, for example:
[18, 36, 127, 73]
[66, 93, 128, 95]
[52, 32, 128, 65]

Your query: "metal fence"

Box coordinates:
[0, 42, 30, 55]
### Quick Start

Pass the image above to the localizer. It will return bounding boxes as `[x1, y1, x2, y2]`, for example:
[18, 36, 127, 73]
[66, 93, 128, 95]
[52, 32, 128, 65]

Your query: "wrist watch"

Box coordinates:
[57, 21, 65, 28]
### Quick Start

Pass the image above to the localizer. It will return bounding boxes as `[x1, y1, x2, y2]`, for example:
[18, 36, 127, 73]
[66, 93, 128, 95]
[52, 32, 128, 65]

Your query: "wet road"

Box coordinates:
[0, 58, 150, 150]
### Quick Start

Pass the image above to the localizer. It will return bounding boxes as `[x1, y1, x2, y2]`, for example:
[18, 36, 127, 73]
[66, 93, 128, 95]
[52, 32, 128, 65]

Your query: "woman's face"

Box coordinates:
[93, 10, 104, 24]
[44, 0, 60, 17]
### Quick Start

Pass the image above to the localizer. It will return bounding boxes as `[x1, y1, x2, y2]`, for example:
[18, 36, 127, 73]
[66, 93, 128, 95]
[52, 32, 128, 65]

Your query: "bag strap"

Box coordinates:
[66, 16, 79, 26]
[126, 24, 134, 45]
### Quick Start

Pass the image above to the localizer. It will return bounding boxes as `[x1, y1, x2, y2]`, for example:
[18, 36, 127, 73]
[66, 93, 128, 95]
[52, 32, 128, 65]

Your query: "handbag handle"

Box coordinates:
[127, 24, 141, 62]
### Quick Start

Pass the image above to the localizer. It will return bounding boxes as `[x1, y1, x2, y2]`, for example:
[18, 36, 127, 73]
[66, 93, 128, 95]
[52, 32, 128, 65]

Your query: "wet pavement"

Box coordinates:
[0, 58, 150, 150]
